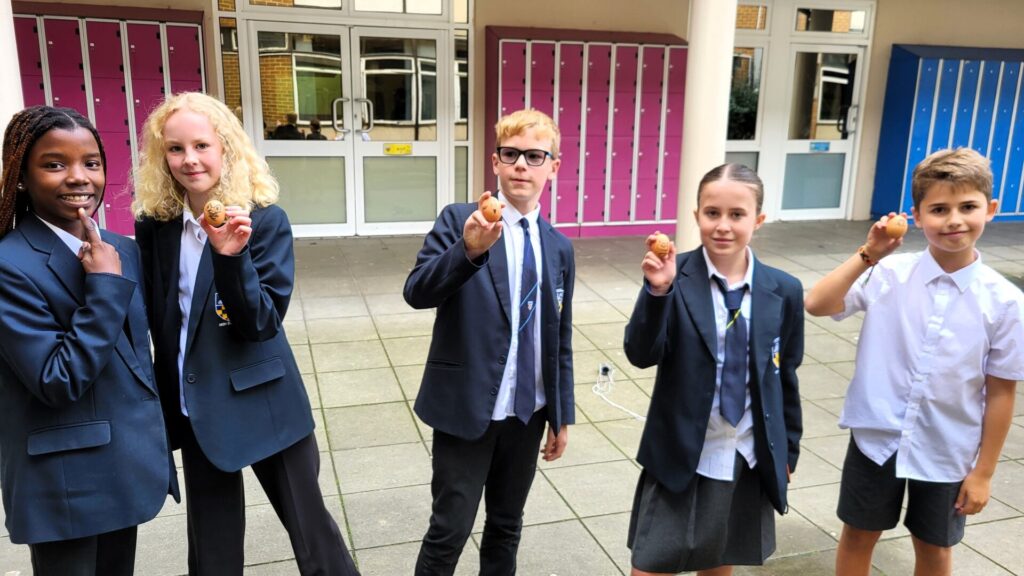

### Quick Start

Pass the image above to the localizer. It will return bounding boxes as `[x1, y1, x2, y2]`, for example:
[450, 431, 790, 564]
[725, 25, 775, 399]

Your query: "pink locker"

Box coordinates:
[100, 134, 135, 235]
[86, 21, 124, 79]
[128, 23, 166, 138]
[582, 44, 612, 224]
[558, 44, 584, 137]
[91, 78, 129, 131]
[609, 139, 633, 221]
[530, 42, 556, 118]
[585, 45, 611, 136]
[45, 19, 88, 114]
[556, 136, 581, 226]
[660, 47, 686, 221]
[636, 47, 666, 222]
[167, 24, 202, 94]
[14, 17, 46, 107]
[582, 178, 606, 223]
[500, 41, 527, 115]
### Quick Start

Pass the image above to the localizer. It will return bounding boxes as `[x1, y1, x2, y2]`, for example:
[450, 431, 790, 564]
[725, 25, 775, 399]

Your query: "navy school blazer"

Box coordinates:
[135, 205, 314, 472]
[404, 203, 575, 440]
[624, 248, 804, 513]
[0, 215, 176, 544]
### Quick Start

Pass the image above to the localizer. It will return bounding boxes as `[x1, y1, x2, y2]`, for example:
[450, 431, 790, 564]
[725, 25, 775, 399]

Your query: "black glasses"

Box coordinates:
[496, 147, 553, 167]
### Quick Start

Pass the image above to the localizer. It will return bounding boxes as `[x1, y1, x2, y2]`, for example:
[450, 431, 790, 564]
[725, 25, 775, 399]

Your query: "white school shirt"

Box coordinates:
[38, 216, 84, 255]
[176, 205, 207, 417]
[696, 247, 757, 481]
[490, 193, 546, 421]
[835, 249, 1024, 482]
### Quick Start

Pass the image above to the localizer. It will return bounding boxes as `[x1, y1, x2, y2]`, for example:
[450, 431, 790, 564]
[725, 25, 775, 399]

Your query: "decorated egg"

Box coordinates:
[204, 200, 226, 227]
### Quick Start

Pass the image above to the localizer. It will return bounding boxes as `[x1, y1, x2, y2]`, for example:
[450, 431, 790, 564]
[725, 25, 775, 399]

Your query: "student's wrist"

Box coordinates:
[857, 245, 881, 267]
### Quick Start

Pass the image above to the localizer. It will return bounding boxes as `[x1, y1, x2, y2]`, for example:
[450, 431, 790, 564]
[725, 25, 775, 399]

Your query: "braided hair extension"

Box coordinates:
[0, 106, 107, 239]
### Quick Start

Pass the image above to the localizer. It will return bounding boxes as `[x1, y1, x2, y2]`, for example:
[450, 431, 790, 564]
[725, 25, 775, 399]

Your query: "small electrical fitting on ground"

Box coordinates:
[591, 362, 646, 421]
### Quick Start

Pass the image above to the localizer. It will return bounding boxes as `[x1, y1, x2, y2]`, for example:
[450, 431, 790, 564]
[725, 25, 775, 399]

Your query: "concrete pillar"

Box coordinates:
[0, 0, 26, 153]
[675, 0, 737, 250]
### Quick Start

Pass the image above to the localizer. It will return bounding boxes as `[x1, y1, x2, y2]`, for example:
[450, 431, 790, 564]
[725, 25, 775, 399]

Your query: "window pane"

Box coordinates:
[219, 19, 242, 125]
[795, 9, 867, 33]
[268, 156, 347, 224]
[363, 157, 436, 222]
[455, 30, 468, 140]
[219, 0, 236, 11]
[258, 31, 345, 141]
[725, 151, 759, 171]
[250, 0, 342, 8]
[728, 47, 762, 140]
[454, 0, 468, 22]
[455, 147, 468, 203]
[782, 153, 845, 209]
[407, 0, 442, 14]
[354, 0, 401, 12]
[735, 4, 768, 30]
[360, 37, 437, 141]
[788, 51, 857, 140]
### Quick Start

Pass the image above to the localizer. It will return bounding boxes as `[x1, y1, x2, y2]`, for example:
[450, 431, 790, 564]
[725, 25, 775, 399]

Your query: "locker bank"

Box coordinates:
[5, 0, 1024, 237]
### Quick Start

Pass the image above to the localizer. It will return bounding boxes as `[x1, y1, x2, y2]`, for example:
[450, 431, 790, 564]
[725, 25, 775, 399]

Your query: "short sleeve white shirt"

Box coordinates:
[835, 249, 1024, 482]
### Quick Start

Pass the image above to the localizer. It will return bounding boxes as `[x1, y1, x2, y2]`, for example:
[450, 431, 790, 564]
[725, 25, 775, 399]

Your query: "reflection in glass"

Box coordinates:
[219, 19, 242, 125]
[257, 31, 345, 141]
[268, 156, 346, 224]
[782, 153, 844, 210]
[795, 9, 866, 33]
[455, 31, 469, 141]
[219, 0, 235, 12]
[360, 37, 437, 141]
[364, 157, 436, 222]
[736, 4, 768, 30]
[250, 0, 342, 8]
[728, 47, 763, 140]
[788, 51, 857, 140]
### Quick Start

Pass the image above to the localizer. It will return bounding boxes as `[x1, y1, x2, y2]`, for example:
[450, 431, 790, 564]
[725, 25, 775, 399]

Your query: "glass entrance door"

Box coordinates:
[351, 28, 447, 235]
[248, 23, 447, 236]
[779, 44, 864, 219]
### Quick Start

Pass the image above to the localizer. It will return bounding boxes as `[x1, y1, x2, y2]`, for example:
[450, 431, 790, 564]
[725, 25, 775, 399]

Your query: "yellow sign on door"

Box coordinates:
[384, 143, 413, 155]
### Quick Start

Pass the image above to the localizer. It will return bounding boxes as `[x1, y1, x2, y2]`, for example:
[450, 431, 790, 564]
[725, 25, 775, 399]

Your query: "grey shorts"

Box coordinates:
[838, 436, 966, 547]
[627, 453, 776, 573]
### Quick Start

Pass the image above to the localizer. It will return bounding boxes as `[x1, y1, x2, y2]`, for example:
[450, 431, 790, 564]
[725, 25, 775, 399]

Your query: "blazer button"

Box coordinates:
[765, 413, 771, 421]
[769, 441, 775, 449]
[498, 355, 507, 365]
[186, 374, 197, 384]
[490, 387, 498, 396]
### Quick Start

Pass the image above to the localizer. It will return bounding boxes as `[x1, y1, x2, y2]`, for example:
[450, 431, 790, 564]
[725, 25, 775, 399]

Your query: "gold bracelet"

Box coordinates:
[857, 245, 877, 267]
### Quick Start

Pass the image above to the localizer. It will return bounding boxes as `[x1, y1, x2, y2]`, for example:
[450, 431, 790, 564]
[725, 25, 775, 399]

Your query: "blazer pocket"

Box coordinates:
[27, 421, 111, 456]
[425, 359, 463, 370]
[230, 357, 286, 392]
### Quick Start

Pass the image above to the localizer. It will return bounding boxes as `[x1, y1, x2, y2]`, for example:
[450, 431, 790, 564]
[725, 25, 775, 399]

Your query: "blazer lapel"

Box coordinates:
[487, 228, 513, 326]
[18, 217, 87, 306]
[538, 218, 558, 349]
[749, 258, 782, 384]
[184, 245, 214, 361]
[678, 251, 717, 359]
[110, 237, 157, 392]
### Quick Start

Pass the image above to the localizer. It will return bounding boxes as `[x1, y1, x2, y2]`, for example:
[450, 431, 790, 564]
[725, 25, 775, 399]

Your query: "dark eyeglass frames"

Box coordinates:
[496, 147, 553, 167]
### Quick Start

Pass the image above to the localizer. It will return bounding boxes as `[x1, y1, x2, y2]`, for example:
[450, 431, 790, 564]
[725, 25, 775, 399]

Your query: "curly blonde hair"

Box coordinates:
[132, 92, 279, 221]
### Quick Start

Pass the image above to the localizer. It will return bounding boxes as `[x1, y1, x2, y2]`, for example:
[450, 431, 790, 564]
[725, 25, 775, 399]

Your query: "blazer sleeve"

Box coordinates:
[623, 280, 675, 369]
[780, 276, 805, 472]
[404, 204, 489, 310]
[0, 257, 136, 408]
[558, 238, 576, 423]
[134, 217, 156, 328]
[210, 205, 294, 342]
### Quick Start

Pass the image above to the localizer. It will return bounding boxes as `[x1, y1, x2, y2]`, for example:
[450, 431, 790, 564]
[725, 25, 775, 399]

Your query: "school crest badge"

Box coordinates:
[215, 293, 231, 325]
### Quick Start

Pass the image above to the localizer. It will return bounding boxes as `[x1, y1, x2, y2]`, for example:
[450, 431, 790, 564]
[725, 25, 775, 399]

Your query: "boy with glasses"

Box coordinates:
[405, 108, 576, 575]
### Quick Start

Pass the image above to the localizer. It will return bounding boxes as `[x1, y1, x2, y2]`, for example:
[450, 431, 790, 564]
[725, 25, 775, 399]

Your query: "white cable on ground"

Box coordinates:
[591, 364, 646, 421]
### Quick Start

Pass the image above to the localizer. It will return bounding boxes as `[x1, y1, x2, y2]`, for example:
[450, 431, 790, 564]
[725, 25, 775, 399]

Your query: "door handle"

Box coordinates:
[354, 98, 375, 133]
[332, 97, 350, 136]
[842, 105, 859, 138]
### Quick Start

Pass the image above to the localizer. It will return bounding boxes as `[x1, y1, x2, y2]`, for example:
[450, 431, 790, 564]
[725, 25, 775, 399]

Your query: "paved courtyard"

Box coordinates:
[2, 219, 1024, 575]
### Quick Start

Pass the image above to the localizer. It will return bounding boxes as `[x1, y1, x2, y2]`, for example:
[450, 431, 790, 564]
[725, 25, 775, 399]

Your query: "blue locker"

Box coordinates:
[874, 45, 1024, 221]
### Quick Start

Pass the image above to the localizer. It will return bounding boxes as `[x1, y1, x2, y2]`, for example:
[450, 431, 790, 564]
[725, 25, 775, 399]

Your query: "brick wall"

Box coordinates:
[736, 5, 767, 30]
[259, 54, 296, 130]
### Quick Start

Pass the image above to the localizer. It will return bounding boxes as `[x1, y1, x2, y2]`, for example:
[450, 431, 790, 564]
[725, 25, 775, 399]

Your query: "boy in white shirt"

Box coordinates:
[806, 148, 1024, 576]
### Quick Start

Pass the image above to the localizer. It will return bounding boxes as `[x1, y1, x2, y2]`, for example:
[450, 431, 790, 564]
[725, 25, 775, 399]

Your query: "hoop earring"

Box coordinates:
[16, 183, 25, 191]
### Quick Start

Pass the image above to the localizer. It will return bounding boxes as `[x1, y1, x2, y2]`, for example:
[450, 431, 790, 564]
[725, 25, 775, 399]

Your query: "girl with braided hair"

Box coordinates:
[0, 105, 176, 575]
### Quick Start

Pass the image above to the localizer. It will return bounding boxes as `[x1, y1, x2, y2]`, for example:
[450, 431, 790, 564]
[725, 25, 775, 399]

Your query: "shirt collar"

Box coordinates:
[36, 214, 85, 255]
[182, 204, 207, 242]
[918, 248, 981, 293]
[497, 191, 540, 228]
[702, 245, 754, 289]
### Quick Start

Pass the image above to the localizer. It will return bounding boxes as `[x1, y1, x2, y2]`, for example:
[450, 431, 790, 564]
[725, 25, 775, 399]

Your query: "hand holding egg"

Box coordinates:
[204, 200, 227, 227]
[885, 214, 908, 239]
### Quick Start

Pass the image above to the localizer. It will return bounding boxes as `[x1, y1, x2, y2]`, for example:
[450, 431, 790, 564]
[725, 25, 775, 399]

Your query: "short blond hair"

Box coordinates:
[132, 92, 279, 221]
[495, 108, 561, 158]
[911, 148, 993, 209]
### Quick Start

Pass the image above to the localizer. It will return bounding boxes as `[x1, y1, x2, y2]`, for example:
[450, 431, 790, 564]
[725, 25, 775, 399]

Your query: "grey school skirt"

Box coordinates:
[627, 453, 776, 573]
